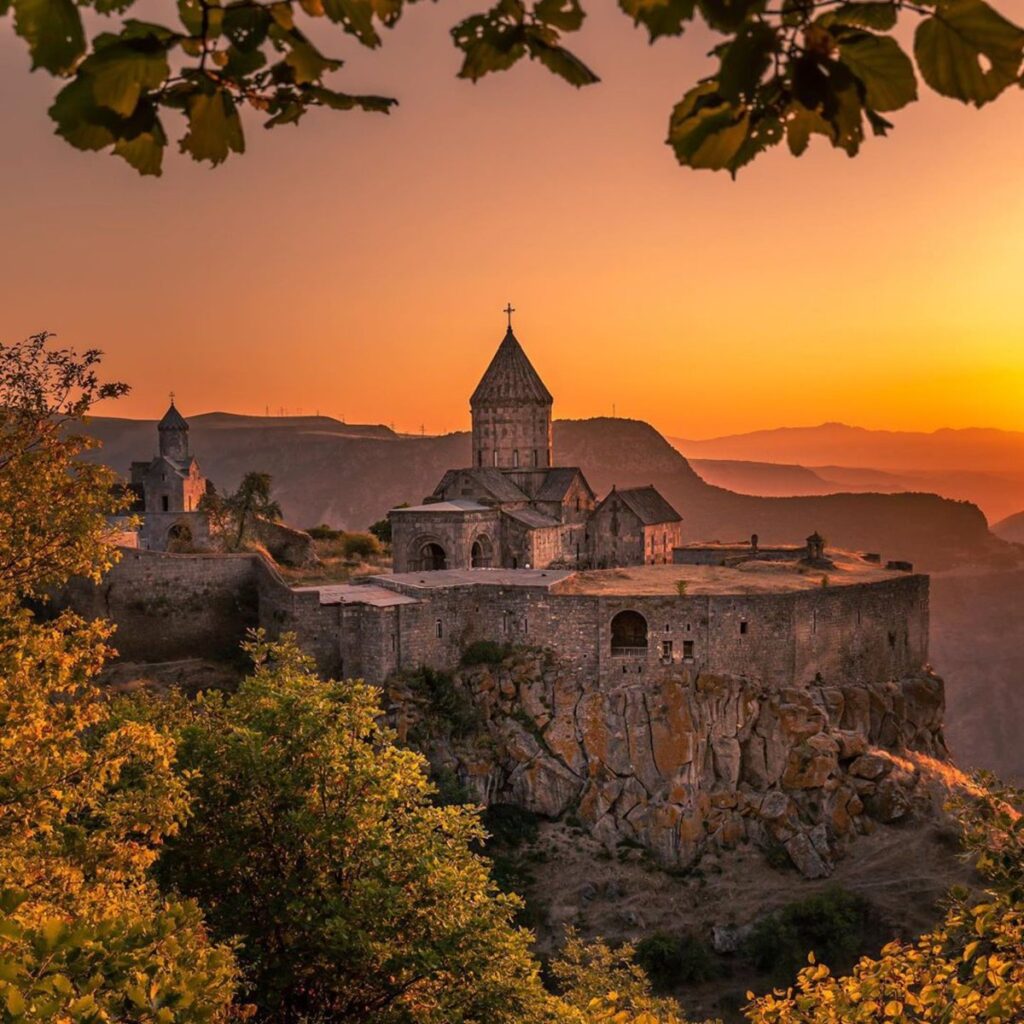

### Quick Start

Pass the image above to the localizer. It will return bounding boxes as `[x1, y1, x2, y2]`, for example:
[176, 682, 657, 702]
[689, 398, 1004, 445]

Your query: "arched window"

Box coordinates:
[512, 449, 519, 468]
[610, 610, 648, 657]
[418, 542, 447, 571]
[470, 535, 493, 568]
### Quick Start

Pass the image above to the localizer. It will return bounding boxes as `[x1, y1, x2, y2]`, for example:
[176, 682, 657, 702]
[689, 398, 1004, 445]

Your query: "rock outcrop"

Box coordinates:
[388, 650, 948, 877]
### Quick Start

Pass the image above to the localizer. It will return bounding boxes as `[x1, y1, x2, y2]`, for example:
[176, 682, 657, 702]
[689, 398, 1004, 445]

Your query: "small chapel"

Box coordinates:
[129, 399, 212, 550]
[389, 313, 682, 572]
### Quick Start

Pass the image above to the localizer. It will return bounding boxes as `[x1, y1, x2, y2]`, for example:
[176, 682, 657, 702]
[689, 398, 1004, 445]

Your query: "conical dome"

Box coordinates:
[158, 401, 189, 432]
[470, 327, 553, 407]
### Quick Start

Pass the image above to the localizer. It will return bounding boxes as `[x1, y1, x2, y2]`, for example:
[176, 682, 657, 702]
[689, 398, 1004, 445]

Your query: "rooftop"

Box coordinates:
[293, 583, 420, 607]
[390, 499, 492, 514]
[550, 553, 915, 597]
[373, 568, 574, 591]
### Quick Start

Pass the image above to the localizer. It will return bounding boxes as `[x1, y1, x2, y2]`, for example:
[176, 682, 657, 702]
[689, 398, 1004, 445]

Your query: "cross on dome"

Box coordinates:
[503, 302, 515, 330]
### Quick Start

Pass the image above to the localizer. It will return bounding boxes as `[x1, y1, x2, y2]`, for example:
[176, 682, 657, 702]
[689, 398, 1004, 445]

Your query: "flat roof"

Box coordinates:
[550, 554, 915, 597]
[373, 568, 574, 591]
[293, 583, 420, 607]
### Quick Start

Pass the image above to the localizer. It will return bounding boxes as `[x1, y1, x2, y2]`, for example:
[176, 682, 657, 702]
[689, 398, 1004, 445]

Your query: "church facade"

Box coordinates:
[390, 322, 682, 572]
[129, 401, 212, 551]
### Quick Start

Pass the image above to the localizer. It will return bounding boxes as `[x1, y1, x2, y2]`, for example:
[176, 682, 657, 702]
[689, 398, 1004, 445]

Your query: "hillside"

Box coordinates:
[991, 511, 1024, 544]
[85, 412, 1002, 572]
[672, 424, 1024, 522]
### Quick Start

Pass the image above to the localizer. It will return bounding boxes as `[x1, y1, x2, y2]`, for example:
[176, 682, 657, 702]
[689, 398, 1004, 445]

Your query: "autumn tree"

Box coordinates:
[142, 632, 564, 1024]
[200, 470, 282, 550]
[3, 0, 1021, 176]
[0, 334, 240, 1022]
[747, 774, 1024, 1024]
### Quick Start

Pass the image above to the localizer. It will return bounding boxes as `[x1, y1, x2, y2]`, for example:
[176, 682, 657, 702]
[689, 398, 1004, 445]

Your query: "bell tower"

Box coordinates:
[470, 306, 553, 470]
[158, 395, 190, 462]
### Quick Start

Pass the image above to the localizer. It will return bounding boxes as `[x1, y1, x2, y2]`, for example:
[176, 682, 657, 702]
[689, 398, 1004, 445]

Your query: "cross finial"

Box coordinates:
[169, 390, 176, 406]
[503, 302, 515, 330]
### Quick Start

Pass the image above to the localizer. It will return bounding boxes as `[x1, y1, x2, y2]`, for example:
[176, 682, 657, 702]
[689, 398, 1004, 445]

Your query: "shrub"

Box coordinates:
[483, 804, 540, 848]
[676, 580, 688, 596]
[307, 523, 342, 540]
[742, 886, 870, 985]
[462, 639, 510, 666]
[368, 517, 393, 545]
[407, 666, 481, 737]
[342, 531, 381, 560]
[635, 932, 720, 990]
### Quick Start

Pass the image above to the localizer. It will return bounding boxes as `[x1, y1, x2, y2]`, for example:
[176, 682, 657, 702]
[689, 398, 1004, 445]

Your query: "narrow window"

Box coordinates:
[533, 449, 539, 466]
[683, 640, 695, 660]
[512, 449, 519, 468]
[661, 639, 673, 660]
[435, 620, 443, 639]
[522, 617, 528, 634]
[740, 621, 748, 635]
[503, 611, 511, 634]
[161, 495, 169, 512]
[812, 610, 817, 635]
[493, 450, 498, 467]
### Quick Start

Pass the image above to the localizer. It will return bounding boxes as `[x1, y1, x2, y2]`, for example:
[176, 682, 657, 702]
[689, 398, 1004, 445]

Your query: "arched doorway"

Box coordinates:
[419, 542, 447, 571]
[166, 521, 193, 552]
[611, 610, 648, 656]
[470, 535, 493, 568]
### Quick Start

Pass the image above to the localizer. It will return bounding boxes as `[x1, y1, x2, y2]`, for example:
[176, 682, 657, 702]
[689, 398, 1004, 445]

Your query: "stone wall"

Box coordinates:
[391, 508, 500, 573]
[472, 401, 552, 470]
[58, 548, 264, 662]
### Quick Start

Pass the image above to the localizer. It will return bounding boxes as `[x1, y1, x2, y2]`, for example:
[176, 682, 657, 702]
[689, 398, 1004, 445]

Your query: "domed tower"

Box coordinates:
[158, 397, 190, 462]
[470, 313, 553, 470]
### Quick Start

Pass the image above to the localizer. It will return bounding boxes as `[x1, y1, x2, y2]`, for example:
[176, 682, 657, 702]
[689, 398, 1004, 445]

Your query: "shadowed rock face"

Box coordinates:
[389, 649, 949, 878]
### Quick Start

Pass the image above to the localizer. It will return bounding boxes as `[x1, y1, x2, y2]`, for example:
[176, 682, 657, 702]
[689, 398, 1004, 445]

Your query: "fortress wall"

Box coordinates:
[59, 548, 263, 662]
[256, 566, 343, 676]
[792, 574, 929, 685]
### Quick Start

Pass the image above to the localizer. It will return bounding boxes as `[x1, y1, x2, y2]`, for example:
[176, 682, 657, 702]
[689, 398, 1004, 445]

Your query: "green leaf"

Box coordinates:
[839, 32, 917, 110]
[667, 82, 751, 170]
[50, 77, 117, 150]
[322, 0, 382, 46]
[451, 15, 528, 80]
[309, 86, 396, 113]
[914, 0, 1024, 106]
[526, 31, 599, 86]
[80, 39, 170, 117]
[285, 40, 342, 83]
[5, 986, 26, 1017]
[718, 21, 776, 101]
[113, 121, 167, 176]
[180, 88, 245, 165]
[698, 0, 765, 33]
[12, 0, 85, 73]
[820, 2, 897, 30]
[223, 5, 272, 51]
[535, 0, 585, 31]
[619, 0, 696, 40]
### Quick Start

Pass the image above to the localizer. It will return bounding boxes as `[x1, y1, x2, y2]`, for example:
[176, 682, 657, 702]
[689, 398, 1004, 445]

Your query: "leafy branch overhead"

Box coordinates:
[4, 0, 1023, 176]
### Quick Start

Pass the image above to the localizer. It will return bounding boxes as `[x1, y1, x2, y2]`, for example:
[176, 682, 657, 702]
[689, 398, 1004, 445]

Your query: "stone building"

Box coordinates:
[588, 486, 684, 567]
[390, 319, 680, 572]
[129, 400, 211, 551]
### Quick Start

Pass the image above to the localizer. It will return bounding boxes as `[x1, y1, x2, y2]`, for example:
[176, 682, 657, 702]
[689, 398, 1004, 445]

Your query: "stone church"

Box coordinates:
[129, 400, 211, 550]
[390, 320, 682, 572]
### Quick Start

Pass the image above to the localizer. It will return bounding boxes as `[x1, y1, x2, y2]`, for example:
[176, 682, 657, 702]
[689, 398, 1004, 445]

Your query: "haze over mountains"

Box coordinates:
[84, 412, 1001, 572]
[673, 422, 1024, 525]
[84, 408, 1024, 782]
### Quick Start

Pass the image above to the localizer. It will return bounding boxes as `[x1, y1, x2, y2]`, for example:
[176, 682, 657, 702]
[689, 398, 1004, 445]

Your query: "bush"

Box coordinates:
[407, 666, 481, 737]
[483, 804, 540, 848]
[307, 523, 342, 540]
[635, 932, 719, 991]
[742, 886, 870, 985]
[342, 531, 381, 560]
[368, 517, 392, 545]
[462, 639, 510, 666]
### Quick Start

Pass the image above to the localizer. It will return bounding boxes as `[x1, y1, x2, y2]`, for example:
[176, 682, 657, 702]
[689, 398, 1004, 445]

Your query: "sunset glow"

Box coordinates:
[2, 2, 1022, 438]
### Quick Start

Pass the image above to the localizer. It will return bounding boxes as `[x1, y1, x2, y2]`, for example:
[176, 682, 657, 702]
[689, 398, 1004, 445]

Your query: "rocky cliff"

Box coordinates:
[389, 651, 949, 879]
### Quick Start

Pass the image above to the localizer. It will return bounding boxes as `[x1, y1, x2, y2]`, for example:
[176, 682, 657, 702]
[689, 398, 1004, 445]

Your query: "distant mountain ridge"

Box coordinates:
[674, 423, 1024, 522]
[82, 412, 1002, 571]
[672, 421, 1024, 473]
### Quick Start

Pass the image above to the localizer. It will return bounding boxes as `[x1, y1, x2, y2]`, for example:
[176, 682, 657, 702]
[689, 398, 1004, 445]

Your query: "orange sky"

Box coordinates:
[1, 3, 1022, 439]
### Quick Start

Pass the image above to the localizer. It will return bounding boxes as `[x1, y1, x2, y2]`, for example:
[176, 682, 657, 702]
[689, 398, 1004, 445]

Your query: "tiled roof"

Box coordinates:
[535, 467, 593, 502]
[502, 507, 561, 529]
[470, 328, 553, 406]
[433, 468, 529, 504]
[158, 402, 189, 431]
[612, 486, 682, 525]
